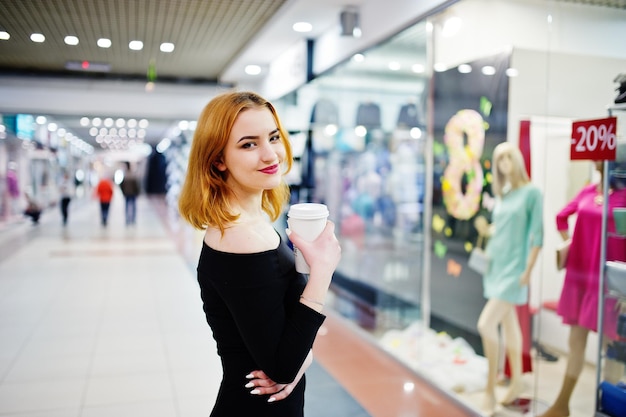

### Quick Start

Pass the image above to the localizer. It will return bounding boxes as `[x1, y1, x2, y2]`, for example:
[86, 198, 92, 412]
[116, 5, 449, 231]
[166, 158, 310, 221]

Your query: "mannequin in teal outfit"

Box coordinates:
[474, 142, 543, 416]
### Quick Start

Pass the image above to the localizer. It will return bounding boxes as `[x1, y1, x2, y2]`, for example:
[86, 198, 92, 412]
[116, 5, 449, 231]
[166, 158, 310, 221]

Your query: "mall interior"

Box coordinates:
[0, 0, 626, 416]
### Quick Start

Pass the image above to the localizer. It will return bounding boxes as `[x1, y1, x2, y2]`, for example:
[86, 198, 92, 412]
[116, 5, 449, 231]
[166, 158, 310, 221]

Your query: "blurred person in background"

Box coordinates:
[58, 171, 74, 226]
[120, 162, 140, 226]
[94, 175, 114, 227]
[23, 192, 41, 225]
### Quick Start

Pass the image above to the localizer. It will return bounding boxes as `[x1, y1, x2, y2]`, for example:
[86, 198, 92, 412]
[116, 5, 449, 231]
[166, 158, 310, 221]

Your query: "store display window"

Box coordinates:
[274, 0, 626, 415]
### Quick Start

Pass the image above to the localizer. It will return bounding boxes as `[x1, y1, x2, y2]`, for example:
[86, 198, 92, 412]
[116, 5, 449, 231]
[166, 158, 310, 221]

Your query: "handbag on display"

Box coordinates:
[468, 235, 490, 275]
[556, 239, 571, 271]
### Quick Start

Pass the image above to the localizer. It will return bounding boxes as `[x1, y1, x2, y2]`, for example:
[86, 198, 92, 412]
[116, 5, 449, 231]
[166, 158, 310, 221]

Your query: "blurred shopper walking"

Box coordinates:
[58, 171, 74, 226]
[120, 162, 140, 226]
[95, 176, 114, 227]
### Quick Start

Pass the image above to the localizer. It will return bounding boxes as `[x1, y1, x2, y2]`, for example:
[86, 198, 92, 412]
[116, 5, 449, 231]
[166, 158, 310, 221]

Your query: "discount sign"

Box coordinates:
[571, 116, 617, 160]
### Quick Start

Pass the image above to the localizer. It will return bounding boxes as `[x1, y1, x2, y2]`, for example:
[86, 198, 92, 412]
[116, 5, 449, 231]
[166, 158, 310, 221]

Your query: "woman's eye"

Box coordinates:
[241, 142, 256, 149]
[270, 135, 280, 142]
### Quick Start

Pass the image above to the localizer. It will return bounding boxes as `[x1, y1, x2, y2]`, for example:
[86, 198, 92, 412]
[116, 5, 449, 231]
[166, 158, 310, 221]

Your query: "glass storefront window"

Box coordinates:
[278, 0, 626, 415]
[275, 21, 430, 337]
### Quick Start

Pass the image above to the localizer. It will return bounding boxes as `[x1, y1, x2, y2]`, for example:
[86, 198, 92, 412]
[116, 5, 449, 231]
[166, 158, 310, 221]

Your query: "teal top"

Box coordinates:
[484, 184, 543, 304]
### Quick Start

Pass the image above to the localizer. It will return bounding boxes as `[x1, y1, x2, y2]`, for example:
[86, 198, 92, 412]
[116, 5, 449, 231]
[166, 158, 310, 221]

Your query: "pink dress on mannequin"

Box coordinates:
[556, 184, 626, 340]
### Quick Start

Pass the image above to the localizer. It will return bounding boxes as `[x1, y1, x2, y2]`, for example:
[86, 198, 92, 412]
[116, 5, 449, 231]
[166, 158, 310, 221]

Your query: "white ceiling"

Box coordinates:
[0, 0, 367, 150]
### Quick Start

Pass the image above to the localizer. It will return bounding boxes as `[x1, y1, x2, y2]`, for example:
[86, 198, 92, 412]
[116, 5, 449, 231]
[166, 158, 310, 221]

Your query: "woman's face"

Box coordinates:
[214, 107, 286, 195]
[497, 152, 514, 177]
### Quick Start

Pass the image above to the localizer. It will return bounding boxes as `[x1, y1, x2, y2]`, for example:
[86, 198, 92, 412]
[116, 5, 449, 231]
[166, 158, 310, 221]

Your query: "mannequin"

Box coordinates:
[474, 142, 543, 416]
[539, 161, 626, 417]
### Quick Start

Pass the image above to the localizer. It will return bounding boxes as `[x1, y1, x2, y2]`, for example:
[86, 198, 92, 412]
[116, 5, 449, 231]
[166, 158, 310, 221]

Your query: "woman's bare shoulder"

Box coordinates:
[203, 221, 279, 254]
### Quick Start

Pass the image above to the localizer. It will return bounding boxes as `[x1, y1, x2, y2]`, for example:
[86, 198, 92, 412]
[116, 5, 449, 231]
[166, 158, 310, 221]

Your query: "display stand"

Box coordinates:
[595, 103, 626, 417]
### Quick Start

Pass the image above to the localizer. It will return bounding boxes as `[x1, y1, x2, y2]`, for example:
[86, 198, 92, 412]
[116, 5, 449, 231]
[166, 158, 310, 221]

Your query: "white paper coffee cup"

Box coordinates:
[287, 203, 329, 274]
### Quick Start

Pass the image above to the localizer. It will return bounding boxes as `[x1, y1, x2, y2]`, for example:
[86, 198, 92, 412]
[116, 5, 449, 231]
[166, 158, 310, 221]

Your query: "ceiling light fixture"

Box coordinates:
[245, 65, 262, 75]
[129, 40, 143, 51]
[388, 61, 401, 71]
[97, 38, 111, 48]
[481, 65, 496, 75]
[411, 63, 425, 73]
[0, 31, 10, 40]
[292, 22, 312, 33]
[30, 33, 45, 43]
[506, 68, 519, 77]
[160, 42, 175, 52]
[352, 54, 365, 63]
[64, 35, 79, 45]
[458, 64, 472, 73]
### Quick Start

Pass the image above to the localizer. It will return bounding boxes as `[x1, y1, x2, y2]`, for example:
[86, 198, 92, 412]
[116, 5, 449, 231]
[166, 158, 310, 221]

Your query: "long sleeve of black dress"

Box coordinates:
[197, 234, 325, 417]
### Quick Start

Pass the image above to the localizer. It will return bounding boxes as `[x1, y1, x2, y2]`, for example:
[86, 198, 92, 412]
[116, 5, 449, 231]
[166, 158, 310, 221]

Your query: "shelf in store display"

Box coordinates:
[607, 261, 626, 298]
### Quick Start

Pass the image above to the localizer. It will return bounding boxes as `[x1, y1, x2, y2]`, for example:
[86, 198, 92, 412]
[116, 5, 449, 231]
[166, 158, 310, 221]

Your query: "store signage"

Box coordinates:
[570, 116, 617, 160]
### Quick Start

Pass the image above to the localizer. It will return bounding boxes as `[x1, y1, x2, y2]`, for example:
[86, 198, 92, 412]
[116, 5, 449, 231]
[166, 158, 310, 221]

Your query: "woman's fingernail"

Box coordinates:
[250, 389, 260, 395]
[268, 397, 276, 403]
[245, 373, 254, 379]
[245, 382, 254, 388]
[285, 228, 291, 236]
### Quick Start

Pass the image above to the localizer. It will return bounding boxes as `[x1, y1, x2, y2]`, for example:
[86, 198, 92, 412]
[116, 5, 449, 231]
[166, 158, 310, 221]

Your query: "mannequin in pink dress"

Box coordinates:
[540, 161, 626, 417]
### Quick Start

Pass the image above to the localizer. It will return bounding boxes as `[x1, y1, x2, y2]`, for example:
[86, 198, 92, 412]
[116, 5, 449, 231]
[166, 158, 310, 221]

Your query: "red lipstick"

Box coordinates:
[260, 164, 279, 174]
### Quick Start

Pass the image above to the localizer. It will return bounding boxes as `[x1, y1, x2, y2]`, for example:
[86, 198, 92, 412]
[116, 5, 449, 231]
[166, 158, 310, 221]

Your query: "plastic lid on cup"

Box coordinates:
[287, 203, 329, 219]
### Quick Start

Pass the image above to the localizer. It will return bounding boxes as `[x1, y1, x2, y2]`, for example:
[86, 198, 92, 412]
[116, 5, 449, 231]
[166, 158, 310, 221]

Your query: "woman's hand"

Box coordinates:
[287, 221, 341, 279]
[245, 370, 290, 402]
[245, 351, 313, 402]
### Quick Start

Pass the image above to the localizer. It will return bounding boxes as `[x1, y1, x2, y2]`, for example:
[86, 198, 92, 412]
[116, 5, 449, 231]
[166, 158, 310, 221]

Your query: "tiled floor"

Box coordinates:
[0, 194, 603, 417]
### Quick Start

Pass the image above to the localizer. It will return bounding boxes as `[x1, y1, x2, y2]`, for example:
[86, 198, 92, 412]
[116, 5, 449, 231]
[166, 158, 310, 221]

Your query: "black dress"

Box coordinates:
[197, 234, 326, 417]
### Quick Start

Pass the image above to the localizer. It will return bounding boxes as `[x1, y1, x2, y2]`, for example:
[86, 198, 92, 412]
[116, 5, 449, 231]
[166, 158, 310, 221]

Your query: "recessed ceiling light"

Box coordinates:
[64, 35, 79, 45]
[411, 63, 425, 73]
[458, 64, 472, 74]
[292, 22, 312, 33]
[388, 61, 401, 71]
[352, 54, 365, 63]
[481, 65, 496, 75]
[245, 65, 262, 75]
[0, 31, 10, 40]
[160, 42, 175, 53]
[97, 38, 111, 48]
[30, 33, 45, 43]
[129, 40, 143, 51]
[506, 68, 519, 77]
